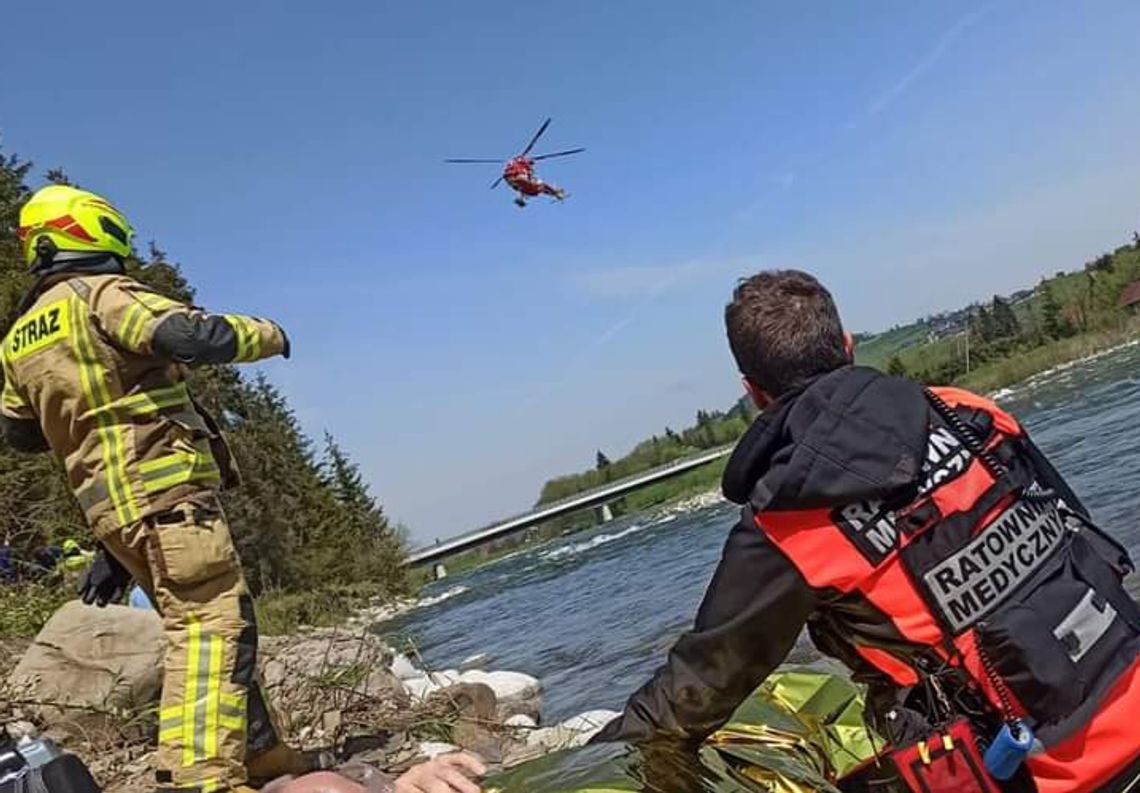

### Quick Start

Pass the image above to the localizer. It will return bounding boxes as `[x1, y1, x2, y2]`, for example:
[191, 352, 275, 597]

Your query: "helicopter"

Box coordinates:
[445, 118, 584, 207]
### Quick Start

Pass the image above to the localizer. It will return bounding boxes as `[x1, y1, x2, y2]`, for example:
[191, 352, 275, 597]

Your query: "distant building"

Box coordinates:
[1118, 280, 1140, 314]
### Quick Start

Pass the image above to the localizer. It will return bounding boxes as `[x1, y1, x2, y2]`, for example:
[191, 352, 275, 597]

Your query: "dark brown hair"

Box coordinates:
[725, 269, 849, 397]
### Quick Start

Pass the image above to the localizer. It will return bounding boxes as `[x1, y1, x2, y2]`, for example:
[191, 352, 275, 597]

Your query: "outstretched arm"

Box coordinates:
[90, 277, 289, 365]
[594, 514, 818, 744]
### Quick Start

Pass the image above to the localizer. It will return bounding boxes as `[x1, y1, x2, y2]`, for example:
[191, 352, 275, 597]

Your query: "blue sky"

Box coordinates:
[4, 2, 1140, 542]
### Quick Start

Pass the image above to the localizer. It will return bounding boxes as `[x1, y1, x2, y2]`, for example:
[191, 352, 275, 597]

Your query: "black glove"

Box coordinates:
[78, 544, 132, 607]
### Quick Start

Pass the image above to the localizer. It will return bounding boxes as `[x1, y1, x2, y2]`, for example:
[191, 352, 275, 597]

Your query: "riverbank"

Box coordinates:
[1, 601, 619, 792]
[959, 320, 1140, 396]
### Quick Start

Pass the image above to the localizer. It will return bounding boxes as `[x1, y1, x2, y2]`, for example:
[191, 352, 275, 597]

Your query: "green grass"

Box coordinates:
[957, 320, 1140, 394]
[254, 584, 382, 635]
[0, 582, 74, 638]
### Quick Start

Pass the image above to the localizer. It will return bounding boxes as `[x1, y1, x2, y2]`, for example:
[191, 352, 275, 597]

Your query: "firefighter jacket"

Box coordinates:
[598, 366, 1140, 793]
[0, 270, 288, 536]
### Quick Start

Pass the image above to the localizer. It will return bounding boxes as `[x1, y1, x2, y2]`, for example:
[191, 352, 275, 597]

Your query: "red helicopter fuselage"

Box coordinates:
[503, 157, 543, 196]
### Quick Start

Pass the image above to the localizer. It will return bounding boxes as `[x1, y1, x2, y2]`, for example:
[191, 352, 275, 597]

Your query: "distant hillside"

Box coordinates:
[858, 241, 1140, 386]
[854, 287, 1035, 369]
[536, 396, 756, 512]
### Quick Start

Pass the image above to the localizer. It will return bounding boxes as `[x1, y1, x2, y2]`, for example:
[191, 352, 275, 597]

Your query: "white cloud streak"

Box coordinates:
[851, 4, 994, 126]
[574, 259, 714, 299]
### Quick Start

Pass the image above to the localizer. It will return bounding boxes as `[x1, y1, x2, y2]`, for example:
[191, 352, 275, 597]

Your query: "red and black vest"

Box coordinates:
[756, 386, 1140, 793]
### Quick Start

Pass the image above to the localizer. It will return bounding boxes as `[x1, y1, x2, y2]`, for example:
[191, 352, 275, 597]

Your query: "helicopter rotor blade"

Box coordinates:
[520, 118, 552, 157]
[490, 177, 503, 190]
[445, 158, 505, 164]
[531, 148, 586, 161]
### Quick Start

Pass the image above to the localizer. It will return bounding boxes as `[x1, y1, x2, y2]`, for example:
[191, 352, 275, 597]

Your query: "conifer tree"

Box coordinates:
[0, 148, 408, 599]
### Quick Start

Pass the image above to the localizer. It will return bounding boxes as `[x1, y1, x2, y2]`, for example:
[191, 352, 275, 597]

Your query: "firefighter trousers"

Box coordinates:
[98, 494, 284, 792]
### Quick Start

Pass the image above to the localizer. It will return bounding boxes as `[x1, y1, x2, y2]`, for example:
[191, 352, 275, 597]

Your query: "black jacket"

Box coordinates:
[596, 366, 1129, 745]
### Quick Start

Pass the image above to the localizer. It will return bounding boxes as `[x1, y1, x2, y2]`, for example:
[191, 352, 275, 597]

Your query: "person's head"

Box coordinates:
[17, 185, 134, 275]
[725, 269, 853, 409]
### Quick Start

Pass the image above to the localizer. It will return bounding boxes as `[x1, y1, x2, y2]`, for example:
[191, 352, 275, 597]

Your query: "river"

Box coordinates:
[378, 341, 1140, 723]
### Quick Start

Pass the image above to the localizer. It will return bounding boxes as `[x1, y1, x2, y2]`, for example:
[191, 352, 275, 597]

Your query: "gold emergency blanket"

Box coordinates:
[484, 669, 883, 793]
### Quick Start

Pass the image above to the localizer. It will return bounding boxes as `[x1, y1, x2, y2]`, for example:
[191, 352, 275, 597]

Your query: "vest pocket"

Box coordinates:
[975, 536, 1140, 728]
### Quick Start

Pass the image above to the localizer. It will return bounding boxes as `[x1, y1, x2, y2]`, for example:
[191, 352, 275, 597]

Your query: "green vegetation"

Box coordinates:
[859, 241, 1140, 389]
[0, 150, 410, 637]
[538, 405, 752, 507]
[0, 581, 73, 638]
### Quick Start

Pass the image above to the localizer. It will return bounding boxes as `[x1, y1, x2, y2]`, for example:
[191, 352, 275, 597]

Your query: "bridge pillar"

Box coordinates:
[594, 502, 614, 524]
[432, 562, 448, 581]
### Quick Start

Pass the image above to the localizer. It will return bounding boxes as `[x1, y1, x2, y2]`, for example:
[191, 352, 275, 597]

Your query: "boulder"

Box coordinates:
[402, 669, 460, 701]
[523, 710, 620, 753]
[457, 670, 539, 701]
[389, 653, 421, 681]
[503, 714, 537, 729]
[456, 670, 541, 721]
[430, 683, 500, 761]
[7, 601, 165, 736]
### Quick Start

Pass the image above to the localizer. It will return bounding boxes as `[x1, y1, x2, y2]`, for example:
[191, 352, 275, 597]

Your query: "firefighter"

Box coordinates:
[1, 185, 305, 793]
[597, 270, 1140, 792]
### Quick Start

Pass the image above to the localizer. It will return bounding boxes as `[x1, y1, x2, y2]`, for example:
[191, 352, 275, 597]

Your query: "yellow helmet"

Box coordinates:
[17, 185, 134, 269]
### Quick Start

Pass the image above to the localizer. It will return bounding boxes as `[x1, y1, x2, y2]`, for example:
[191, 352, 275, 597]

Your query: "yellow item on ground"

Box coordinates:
[484, 669, 883, 793]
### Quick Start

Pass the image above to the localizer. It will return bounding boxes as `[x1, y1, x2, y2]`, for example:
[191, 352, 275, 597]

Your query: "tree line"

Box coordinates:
[536, 398, 756, 511]
[884, 238, 1140, 385]
[0, 150, 408, 604]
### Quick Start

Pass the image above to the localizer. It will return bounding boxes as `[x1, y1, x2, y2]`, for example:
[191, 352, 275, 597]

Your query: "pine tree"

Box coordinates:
[1041, 284, 1065, 339]
[990, 296, 1020, 339]
[886, 355, 908, 377]
[971, 305, 998, 343]
[0, 148, 408, 599]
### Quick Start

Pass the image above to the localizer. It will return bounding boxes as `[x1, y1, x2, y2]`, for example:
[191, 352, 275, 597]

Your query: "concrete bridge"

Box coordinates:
[405, 444, 734, 571]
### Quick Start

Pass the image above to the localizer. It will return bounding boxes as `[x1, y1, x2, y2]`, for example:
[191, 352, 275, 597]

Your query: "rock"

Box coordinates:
[459, 652, 491, 672]
[558, 709, 619, 736]
[457, 670, 539, 701]
[417, 741, 460, 760]
[402, 669, 460, 701]
[5, 721, 38, 741]
[523, 710, 620, 752]
[456, 670, 541, 720]
[431, 683, 500, 761]
[7, 601, 164, 735]
[503, 714, 537, 729]
[389, 653, 421, 680]
[431, 683, 497, 721]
